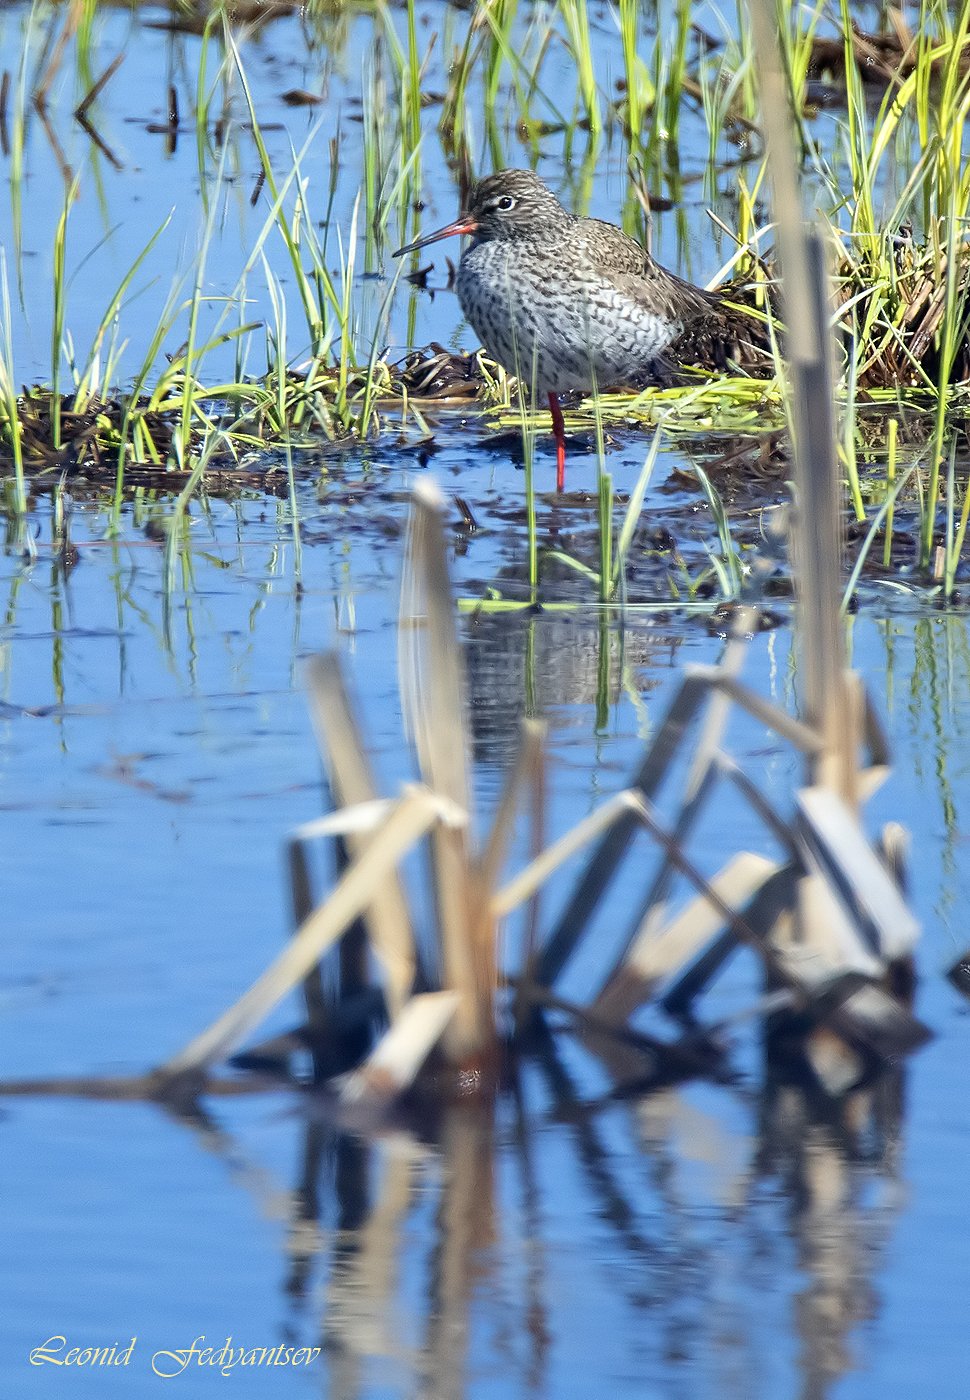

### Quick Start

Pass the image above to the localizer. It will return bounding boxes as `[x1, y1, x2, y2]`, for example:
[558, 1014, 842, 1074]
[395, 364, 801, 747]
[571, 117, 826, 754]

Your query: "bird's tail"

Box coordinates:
[671, 287, 776, 374]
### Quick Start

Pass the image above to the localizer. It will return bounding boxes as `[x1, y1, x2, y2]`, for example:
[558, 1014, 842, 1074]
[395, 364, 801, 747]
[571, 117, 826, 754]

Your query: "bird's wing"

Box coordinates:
[574, 218, 724, 320]
[601, 265, 771, 371]
[606, 267, 719, 323]
[578, 218, 653, 276]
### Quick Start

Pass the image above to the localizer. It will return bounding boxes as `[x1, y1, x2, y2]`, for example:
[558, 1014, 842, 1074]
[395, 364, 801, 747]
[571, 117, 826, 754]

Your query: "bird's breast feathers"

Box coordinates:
[456, 242, 676, 391]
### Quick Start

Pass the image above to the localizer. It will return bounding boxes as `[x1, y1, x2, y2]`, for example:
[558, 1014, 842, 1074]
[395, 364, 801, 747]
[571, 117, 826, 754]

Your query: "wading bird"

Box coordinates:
[395, 169, 767, 491]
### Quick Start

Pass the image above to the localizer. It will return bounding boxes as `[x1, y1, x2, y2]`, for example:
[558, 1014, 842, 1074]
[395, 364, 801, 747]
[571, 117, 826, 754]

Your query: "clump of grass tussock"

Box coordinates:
[487, 375, 787, 440]
[675, 0, 970, 395]
[814, 2, 970, 393]
[782, 0, 970, 580]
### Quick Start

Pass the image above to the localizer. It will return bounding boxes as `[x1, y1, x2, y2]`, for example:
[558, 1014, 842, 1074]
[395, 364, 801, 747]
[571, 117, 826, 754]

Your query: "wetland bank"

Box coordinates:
[3, 0, 970, 1397]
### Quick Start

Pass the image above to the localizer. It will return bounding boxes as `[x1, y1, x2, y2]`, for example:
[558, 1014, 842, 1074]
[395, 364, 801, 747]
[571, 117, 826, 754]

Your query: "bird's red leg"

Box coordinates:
[548, 392, 567, 493]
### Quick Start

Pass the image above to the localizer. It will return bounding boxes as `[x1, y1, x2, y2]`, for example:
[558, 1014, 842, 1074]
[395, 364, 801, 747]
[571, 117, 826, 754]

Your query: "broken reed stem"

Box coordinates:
[535, 673, 709, 986]
[592, 853, 782, 1025]
[306, 653, 419, 1020]
[693, 669, 824, 752]
[477, 719, 546, 895]
[512, 979, 715, 1074]
[476, 719, 546, 1044]
[156, 788, 446, 1084]
[493, 789, 641, 919]
[513, 723, 548, 1035]
[593, 616, 754, 999]
[339, 992, 461, 1104]
[402, 480, 493, 1063]
[286, 835, 331, 1081]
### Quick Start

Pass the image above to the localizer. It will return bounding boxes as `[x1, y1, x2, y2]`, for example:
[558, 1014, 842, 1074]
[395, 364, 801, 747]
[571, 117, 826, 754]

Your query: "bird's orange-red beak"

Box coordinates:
[393, 215, 478, 257]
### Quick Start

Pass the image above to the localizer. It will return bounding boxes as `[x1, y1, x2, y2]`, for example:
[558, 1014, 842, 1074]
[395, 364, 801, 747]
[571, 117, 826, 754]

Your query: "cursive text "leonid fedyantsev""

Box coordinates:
[29, 1334, 322, 1377]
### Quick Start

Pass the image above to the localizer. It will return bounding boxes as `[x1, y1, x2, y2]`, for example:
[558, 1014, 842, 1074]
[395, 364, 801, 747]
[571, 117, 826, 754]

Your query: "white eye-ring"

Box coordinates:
[496, 195, 516, 211]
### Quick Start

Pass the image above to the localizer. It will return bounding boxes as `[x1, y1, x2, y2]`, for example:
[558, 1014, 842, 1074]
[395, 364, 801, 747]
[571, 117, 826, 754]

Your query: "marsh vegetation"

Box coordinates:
[0, 0, 968, 598]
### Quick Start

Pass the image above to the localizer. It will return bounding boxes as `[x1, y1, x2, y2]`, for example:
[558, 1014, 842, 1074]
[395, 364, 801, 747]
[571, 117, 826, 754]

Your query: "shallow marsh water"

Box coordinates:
[3, 439, 970, 1399]
[2, 0, 970, 1396]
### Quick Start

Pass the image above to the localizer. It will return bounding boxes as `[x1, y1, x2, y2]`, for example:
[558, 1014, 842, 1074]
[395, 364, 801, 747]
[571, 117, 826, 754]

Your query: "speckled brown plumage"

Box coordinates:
[395, 169, 770, 487]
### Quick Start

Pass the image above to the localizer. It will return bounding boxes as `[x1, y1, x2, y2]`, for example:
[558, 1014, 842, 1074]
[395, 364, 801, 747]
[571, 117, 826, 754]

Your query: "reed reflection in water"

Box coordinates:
[261, 1045, 907, 1399]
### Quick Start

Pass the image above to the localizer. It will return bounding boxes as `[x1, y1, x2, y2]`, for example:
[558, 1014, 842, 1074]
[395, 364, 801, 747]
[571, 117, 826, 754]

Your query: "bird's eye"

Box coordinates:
[496, 195, 516, 211]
